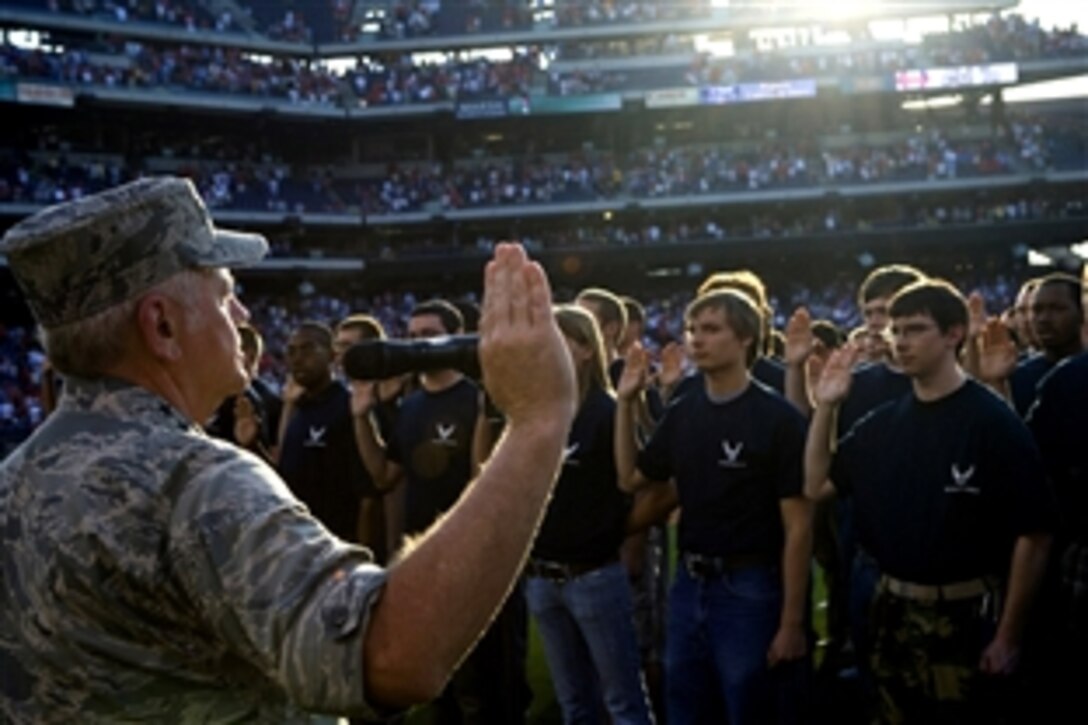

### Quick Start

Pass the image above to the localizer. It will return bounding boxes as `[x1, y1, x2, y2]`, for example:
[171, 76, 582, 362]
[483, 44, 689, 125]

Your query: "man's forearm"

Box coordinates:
[996, 532, 1052, 645]
[353, 413, 392, 491]
[363, 418, 567, 707]
[803, 403, 837, 500]
[780, 499, 814, 629]
[785, 363, 812, 417]
[614, 398, 640, 492]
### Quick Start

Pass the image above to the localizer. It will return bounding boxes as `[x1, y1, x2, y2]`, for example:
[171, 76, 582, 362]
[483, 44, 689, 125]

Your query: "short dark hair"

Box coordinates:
[889, 279, 968, 344]
[453, 299, 481, 333]
[411, 299, 464, 334]
[337, 313, 385, 340]
[811, 319, 845, 349]
[858, 264, 926, 306]
[685, 289, 764, 368]
[294, 321, 334, 349]
[1034, 272, 1083, 316]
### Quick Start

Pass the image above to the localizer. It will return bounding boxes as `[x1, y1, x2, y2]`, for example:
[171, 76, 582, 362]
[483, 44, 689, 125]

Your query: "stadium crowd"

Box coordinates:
[2, 113, 1083, 217]
[1, 13, 1083, 109]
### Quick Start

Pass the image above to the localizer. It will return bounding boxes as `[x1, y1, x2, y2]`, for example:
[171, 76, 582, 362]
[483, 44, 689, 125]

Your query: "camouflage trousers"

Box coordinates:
[869, 586, 1005, 724]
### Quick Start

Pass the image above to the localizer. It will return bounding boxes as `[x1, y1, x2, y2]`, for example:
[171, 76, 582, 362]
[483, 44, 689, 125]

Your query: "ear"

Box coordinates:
[134, 294, 185, 362]
[946, 322, 967, 350]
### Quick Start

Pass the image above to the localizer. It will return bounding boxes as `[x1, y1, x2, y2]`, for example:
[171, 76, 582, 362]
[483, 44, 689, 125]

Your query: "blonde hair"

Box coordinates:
[555, 304, 613, 403]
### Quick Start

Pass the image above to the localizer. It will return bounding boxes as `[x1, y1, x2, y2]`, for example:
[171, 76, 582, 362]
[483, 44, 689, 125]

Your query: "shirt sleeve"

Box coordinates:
[775, 408, 807, 499]
[829, 412, 864, 496]
[636, 402, 675, 483]
[168, 449, 392, 719]
[985, 411, 1058, 538]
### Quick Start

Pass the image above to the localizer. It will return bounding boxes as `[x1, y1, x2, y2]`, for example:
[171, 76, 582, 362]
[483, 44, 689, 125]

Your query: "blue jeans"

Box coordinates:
[525, 561, 654, 725]
[666, 562, 805, 725]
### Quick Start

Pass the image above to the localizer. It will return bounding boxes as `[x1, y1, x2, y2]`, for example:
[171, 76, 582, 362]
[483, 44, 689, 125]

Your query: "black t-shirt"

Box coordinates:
[278, 381, 372, 541]
[205, 380, 282, 450]
[837, 362, 912, 438]
[830, 379, 1056, 584]
[388, 377, 479, 536]
[670, 355, 786, 404]
[1011, 353, 1057, 418]
[1026, 351, 1088, 542]
[533, 386, 630, 564]
[638, 379, 806, 558]
[753, 356, 786, 394]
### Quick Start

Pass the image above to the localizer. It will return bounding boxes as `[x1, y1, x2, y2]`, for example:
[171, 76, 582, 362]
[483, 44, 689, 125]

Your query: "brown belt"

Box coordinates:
[525, 557, 616, 583]
[880, 574, 996, 602]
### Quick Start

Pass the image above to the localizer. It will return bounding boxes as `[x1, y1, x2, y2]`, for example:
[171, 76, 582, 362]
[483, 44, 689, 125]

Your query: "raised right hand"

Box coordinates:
[281, 375, 305, 406]
[617, 342, 650, 402]
[812, 343, 859, 406]
[478, 243, 576, 430]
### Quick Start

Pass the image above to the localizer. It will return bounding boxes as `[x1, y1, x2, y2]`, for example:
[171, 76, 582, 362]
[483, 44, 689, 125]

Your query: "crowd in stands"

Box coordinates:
[1, 13, 1083, 109]
[1, 115, 1084, 219]
[0, 38, 537, 107]
[12, 0, 318, 41]
[15, 0, 244, 33]
[14, 0, 1087, 58]
[549, 14, 1087, 95]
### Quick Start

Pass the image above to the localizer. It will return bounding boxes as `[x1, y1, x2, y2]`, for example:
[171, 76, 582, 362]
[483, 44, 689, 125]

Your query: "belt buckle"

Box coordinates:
[535, 560, 570, 582]
[684, 553, 716, 579]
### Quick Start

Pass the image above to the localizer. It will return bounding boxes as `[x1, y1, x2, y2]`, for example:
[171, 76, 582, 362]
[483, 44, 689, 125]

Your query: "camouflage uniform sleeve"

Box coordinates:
[167, 447, 391, 718]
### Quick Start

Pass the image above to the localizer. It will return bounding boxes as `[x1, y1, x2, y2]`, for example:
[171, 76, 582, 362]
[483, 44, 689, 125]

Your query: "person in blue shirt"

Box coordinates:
[524, 304, 654, 725]
[805, 279, 1056, 723]
[617, 289, 812, 725]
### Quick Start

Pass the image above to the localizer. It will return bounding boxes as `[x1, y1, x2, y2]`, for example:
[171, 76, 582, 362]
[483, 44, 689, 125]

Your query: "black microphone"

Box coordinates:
[342, 335, 481, 380]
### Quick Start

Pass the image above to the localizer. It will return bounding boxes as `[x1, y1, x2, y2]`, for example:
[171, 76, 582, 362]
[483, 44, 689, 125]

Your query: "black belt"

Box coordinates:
[525, 556, 616, 583]
[682, 551, 778, 579]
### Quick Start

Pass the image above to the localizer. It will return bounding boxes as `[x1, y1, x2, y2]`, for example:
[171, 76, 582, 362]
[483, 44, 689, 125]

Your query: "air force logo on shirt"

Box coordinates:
[304, 425, 327, 448]
[718, 440, 746, 469]
[944, 463, 980, 495]
[433, 422, 459, 447]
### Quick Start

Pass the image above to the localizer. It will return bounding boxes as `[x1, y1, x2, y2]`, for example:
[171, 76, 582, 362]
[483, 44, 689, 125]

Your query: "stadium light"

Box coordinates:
[1072, 241, 1088, 261]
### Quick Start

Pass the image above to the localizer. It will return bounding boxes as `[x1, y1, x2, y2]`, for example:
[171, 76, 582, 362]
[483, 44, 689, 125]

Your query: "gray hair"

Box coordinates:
[42, 269, 210, 378]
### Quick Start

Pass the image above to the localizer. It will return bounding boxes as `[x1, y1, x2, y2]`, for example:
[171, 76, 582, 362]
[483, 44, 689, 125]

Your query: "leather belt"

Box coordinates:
[682, 551, 778, 579]
[525, 557, 615, 583]
[880, 574, 996, 602]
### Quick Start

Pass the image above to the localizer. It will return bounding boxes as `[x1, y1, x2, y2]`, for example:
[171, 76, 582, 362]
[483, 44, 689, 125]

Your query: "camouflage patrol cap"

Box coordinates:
[0, 176, 268, 328]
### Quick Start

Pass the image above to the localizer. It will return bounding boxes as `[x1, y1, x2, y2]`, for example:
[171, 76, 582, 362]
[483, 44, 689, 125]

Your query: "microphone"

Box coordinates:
[342, 335, 481, 380]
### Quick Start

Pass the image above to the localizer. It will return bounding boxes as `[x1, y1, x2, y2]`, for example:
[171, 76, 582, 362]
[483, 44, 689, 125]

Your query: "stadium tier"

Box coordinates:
[1, 0, 1085, 296]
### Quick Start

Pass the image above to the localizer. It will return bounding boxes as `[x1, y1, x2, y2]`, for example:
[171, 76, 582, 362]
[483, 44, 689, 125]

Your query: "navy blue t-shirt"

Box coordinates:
[388, 377, 479, 536]
[533, 386, 630, 564]
[830, 379, 1056, 584]
[1026, 351, 1088, 542]
[1011, 354, 1057, 418]
[638, 379, 807, 558]
[670, 355, 786, 404]
[837, 362, 912, 438]
[278, 381, 372, 542]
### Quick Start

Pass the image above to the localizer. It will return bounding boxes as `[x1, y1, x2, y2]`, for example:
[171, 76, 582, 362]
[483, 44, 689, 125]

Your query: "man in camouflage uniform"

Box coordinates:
[804, 279, 1056, 723]
[0, 177, 577, 722]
